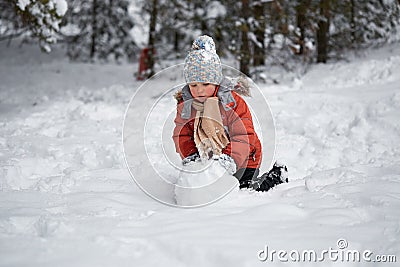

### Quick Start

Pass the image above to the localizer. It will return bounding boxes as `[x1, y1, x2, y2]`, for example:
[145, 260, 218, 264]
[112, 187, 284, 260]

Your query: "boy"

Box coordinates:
[173, 35, 288, 191]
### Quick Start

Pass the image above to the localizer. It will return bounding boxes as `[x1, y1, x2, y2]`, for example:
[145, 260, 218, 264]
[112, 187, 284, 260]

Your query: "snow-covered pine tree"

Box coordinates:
[156, 0, 191, 57]
[0, 1, 24, 41]
[354, 0, 400, 47]
[216, 0, 254, 75]
[0, 0, 68, 52]
[252, 0, 267, 67]
[257, 1, 310, 71]
[327, 0, 400, 59]
[263, 0, 400, 64]
[65, 0, 136, 62]
[148, 0, 231, 60]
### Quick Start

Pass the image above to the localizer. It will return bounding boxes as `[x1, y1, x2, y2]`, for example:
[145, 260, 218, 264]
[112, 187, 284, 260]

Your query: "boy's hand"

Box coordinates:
[217, 154, 237, 175]
[182, 152, 200, 166]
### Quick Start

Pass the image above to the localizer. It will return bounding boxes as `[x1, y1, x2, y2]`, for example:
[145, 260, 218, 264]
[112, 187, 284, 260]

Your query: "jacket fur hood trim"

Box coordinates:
[174, 76, 252, 119]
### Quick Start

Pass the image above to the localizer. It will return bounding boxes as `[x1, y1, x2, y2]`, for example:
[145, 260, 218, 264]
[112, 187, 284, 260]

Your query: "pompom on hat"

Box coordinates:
[184, 35, 223, 85]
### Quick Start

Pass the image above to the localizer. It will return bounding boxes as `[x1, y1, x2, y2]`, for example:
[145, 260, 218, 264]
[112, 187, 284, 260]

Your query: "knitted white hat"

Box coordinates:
[183, 35, 223, 85]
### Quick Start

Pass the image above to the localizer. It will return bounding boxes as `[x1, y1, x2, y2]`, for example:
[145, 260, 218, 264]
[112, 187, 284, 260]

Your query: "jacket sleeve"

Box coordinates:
[172, 102, 198, 159]
[222, 93, 258, 169]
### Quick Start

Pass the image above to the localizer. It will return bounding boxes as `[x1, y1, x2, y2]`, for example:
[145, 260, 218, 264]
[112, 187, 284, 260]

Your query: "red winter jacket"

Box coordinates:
[173, 90, 262, 170]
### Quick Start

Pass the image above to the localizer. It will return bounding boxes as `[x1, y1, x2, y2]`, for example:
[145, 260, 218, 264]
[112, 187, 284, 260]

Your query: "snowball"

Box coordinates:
[174, 160, 238, 207]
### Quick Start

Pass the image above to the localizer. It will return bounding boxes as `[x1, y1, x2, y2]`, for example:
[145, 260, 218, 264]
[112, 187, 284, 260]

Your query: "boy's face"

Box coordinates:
[189, 83, 217, 103]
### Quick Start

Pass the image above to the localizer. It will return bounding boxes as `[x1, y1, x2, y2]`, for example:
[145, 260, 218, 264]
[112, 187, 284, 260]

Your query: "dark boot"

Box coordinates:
[252, 162, 288, 192]
[234, 168, 260, 189]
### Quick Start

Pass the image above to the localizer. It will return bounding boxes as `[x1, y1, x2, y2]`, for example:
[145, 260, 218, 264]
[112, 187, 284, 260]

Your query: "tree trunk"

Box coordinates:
[350, 0, 356, 45]
[253, 1, 265, 66]
[317, 0, 330, 63]
[240, 0, 251, 76]
[173, 13, 179, 53]
[174, 31, 179, 53]
[296, 1, 307, 55]
[147, 0, 158, 78]
[90, 0, 98, 59]
[265, 1, 281, 50]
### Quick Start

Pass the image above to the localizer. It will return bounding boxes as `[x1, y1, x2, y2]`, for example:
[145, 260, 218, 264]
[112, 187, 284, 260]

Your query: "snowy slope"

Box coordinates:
[1, 42, 400, 266]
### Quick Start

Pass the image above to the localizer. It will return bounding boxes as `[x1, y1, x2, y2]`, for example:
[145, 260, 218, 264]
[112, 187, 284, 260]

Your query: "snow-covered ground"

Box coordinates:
[1, 41, 400, 266]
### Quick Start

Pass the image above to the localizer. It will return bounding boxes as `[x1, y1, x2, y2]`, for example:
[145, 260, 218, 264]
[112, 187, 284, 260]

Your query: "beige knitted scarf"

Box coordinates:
[192, 97, 230, 160]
